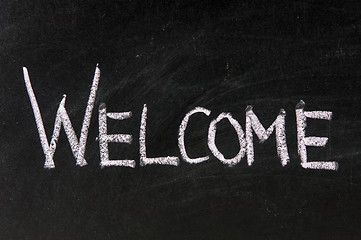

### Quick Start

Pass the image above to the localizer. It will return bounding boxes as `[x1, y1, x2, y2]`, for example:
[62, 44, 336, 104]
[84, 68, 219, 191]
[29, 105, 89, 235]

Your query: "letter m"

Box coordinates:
[245, 105, 290, 166]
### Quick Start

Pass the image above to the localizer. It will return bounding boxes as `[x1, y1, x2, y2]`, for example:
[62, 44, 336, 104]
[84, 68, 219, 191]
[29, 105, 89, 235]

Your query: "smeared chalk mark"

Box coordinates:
[98, 103, 135, 168]
[139, 104, 179, 166]
[23, 65, 100, 168]
[178, 107, 211, 164]
[295, 100, 338, 170]
[245, 106, 290, 166]
[208, 112, 246, 166]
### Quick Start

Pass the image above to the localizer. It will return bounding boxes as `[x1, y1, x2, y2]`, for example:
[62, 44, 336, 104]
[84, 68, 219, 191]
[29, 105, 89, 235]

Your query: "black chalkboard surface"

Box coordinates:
[1, 1, 361, 239]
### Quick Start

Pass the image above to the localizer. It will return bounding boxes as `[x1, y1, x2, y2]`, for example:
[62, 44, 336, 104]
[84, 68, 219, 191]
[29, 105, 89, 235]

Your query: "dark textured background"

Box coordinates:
[1, 0, 361, 239]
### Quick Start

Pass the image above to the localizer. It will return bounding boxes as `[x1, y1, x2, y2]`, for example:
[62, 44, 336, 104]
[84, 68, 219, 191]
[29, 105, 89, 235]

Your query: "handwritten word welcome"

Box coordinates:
[23, 65, 338, 170]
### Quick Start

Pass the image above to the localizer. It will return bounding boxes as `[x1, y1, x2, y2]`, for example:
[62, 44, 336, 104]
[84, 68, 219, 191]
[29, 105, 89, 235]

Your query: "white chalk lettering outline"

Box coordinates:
[208, 112, 246, 166]
[23, 66, 341, 171]
[245, 106, 290, 166]
[139, 104, 179, 166]
[178, 107, 211, 164]
[98, 103, 135, 168]
[295, 100, 338, 170]
[23, 65, 100, 168]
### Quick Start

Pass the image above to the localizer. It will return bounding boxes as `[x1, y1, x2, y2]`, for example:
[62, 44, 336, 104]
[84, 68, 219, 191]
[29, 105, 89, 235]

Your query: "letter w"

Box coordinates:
[23, 65, 100, 168]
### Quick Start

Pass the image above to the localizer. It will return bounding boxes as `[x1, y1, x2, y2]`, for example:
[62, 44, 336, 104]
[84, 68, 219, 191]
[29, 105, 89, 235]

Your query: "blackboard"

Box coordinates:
[1, 1, 361, 239]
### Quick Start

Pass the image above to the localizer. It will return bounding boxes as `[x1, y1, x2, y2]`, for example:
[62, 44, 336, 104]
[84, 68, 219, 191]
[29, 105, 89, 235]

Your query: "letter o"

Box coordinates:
[208, 112, 246, 166]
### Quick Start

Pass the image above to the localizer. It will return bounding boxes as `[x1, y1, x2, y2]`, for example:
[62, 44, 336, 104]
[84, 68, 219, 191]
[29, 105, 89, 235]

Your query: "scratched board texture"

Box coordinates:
[1, 0, 361, 239]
